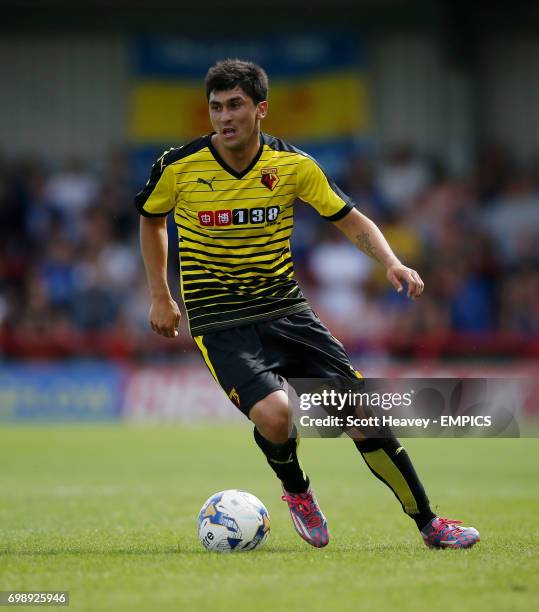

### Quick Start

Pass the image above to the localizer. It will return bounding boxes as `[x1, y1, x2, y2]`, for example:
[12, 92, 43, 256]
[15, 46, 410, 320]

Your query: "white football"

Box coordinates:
[197, 489, 270, 552]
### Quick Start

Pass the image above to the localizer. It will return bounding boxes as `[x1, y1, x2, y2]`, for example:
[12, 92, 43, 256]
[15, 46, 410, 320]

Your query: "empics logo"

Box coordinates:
[260, 167, 280, 191]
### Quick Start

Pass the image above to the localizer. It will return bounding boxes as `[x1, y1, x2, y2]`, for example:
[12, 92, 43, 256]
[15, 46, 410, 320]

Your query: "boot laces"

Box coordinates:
[282, 493, 322, 529]
[436, 517, 464, 534]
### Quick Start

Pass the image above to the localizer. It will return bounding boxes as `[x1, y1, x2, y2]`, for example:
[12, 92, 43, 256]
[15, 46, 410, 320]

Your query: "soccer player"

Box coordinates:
[135, 59, 479, 550]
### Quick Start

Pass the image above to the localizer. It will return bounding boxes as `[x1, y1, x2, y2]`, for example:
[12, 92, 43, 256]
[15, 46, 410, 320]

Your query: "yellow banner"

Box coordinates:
[130, 71, 371, 143]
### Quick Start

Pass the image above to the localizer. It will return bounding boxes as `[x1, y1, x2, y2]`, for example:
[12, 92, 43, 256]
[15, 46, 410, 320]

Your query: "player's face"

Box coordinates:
[209, 87, 267, 152]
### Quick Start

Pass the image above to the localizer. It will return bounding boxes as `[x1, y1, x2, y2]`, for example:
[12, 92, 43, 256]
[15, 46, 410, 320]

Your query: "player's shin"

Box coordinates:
[253, 426, 309, 493]
[354, 436, 435, 531]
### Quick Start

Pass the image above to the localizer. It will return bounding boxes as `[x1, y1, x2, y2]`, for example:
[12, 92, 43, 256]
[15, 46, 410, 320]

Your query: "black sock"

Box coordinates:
[354, 436, 435, 531]
[253, 426, 309, 493]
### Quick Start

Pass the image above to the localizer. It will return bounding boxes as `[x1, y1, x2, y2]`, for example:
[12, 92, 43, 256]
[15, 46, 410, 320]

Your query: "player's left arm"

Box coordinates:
[333, 208, 424, 299]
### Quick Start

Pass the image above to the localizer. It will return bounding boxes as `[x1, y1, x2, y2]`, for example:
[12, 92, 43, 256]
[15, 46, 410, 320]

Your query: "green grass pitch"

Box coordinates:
[1, 425, 538, 612]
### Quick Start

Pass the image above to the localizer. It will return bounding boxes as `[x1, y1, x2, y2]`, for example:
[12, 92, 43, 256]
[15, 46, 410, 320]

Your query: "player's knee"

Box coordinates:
[249, 392, 290, 443]
[257, 413, 289, 443]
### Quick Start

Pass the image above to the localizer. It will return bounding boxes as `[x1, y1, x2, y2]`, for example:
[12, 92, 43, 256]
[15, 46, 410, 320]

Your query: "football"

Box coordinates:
[197, 489, 271, 552]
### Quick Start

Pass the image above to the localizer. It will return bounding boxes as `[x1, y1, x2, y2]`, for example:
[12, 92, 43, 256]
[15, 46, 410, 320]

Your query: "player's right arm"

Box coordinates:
[139, 216, 181, 338]
[135, 151, 181, 338]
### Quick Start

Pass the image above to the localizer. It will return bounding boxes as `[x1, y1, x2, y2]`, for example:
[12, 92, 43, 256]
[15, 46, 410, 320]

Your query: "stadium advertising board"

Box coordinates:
[1, 362, 536, 423]
[0, 363, 123, 422]
[121, 366, 241, 422]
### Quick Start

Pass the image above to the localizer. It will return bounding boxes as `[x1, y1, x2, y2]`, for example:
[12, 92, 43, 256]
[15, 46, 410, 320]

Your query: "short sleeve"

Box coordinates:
[134, 153, 175, 217]
[297, 156, 354, 221]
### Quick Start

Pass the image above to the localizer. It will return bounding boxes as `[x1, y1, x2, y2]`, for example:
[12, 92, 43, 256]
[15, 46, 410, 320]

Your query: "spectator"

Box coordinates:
[376, 143, 431, 213]
[0, 144, 537, 359]
[481, 173, 539, 265]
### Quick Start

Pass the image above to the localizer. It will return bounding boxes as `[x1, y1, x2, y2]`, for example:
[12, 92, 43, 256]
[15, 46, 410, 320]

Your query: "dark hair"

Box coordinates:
[205, 59, 268, 104]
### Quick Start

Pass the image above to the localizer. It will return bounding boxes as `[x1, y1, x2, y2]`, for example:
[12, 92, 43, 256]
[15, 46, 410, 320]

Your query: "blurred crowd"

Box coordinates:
[297, 143, 539, 349]
[1, 142, 539, 359]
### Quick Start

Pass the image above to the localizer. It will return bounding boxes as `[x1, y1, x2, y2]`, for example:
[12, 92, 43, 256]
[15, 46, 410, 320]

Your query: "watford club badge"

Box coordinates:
[260, 167, 280, 191]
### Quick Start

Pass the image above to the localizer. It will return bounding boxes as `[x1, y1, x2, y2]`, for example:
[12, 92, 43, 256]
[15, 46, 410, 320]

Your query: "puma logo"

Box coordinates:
[197, 177, 216, 191]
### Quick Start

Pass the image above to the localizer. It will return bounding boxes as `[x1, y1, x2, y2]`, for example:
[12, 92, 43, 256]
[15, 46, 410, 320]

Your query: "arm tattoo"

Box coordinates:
[355, 232, 380, 262]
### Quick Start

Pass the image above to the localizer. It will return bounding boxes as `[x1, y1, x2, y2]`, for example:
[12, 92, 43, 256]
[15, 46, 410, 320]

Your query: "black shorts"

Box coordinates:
[193, 308, 362, 416]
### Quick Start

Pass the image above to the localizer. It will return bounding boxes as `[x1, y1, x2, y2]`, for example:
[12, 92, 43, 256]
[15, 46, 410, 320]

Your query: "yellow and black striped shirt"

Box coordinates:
[135, 132, 354, 335]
